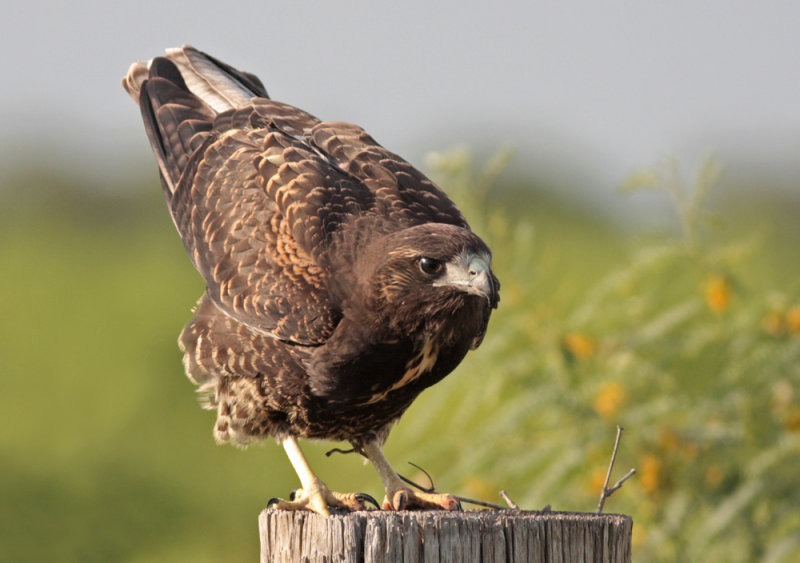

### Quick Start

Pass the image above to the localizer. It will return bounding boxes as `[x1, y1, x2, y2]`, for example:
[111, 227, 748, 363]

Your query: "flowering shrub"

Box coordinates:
[392, 150, 800, 562]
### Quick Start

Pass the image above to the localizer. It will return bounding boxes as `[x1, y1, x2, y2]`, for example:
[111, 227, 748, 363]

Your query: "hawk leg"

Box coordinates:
[269, 436, 370, 516]
[361, 439, 462, 511]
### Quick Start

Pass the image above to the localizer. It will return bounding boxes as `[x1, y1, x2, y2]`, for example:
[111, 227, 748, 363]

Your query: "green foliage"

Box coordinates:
[389, 150, 800, 561]
[1, 154, 798, 561]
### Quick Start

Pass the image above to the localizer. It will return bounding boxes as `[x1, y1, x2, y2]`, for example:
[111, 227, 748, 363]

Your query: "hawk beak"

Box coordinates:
[435, 255, 497, 308]
[466, 257, 496, 307]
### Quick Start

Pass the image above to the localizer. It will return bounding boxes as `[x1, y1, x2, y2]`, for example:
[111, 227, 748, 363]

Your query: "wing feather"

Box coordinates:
[310, 122, 469, 229]
[127, 45, 470, 347]
[170, 113, 378, 344]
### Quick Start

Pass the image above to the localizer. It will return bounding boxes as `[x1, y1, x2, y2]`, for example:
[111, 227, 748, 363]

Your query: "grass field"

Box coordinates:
[2, 151, 799, 561]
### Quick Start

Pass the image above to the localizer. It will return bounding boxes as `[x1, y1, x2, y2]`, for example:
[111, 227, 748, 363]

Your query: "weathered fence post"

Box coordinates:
[259, 510, 632, 562]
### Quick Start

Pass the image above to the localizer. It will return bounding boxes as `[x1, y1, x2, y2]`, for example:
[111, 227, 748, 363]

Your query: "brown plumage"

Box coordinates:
[123, 46, 499, 514]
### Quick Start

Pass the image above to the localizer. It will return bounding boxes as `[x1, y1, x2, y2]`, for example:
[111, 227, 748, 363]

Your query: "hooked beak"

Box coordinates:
[434, 255, 499, 308]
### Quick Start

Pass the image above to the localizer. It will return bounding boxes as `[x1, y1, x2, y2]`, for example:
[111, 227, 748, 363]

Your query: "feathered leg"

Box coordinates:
[268, 436, 369, 516]
[362, 439, 461, 511]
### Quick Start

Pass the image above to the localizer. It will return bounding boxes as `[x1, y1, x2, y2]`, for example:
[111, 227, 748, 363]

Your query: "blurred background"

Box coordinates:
[2, 1, 799, 561]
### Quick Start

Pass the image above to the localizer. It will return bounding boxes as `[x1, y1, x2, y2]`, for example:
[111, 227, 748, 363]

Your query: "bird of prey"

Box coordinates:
[123, 46, 499, 515]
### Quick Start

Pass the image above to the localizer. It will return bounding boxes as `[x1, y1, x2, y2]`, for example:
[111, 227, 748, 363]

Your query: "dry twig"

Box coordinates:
[400, 462, 523, 511]
[500, 489, 520, 509]
[596, 425, 636, 514]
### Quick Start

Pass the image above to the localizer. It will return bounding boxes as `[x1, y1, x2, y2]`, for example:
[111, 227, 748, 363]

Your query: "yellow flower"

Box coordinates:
[639, 454, 661, 495]
[593, 382, 627, 419]
[588, 468, 608, 494]
[762, 310, 785, 337]
[563, 332, 597, 362]
[786, 306, 800, 335]
[784, 406, 800, 433]
[705, 465, 724, 487]
[658, 427, 680, 453]
[681, 442, 699, 460]
[705, 274, 732, 313]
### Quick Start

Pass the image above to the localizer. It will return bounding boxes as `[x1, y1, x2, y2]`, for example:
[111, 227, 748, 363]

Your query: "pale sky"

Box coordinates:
[2, 1, 798, 203]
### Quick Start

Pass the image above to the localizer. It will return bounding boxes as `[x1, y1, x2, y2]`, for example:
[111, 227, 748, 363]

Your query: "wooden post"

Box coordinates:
[259, 510, 632, 562]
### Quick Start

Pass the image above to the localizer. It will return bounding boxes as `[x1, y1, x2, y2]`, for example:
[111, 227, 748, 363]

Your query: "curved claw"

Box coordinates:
[267, 485, 372, 516]
[355, 492, 380, 509]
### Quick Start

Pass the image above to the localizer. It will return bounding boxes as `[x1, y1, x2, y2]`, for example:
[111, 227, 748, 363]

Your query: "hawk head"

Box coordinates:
[353, 223, 499, 346]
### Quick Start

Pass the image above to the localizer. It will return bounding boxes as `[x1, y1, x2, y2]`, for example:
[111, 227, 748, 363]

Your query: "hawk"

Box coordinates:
[123, 46, 499, 515]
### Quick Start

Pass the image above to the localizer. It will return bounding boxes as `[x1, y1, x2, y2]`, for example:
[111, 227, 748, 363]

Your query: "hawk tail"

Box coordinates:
[122, 45, 269, 195]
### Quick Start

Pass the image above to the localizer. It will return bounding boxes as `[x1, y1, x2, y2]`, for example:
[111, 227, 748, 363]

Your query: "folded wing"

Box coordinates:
[124, 46, 469, 345]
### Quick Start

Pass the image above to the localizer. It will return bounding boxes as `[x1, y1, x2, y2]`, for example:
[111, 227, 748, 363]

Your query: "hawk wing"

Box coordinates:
[125, 46, 468, 345]
[171, 110, 379, 344]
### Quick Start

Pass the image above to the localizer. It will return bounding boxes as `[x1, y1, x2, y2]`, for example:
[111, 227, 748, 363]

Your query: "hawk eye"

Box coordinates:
[418, 257, 443, 276]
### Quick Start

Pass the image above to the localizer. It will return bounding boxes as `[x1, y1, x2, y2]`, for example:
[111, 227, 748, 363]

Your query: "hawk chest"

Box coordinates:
[364, 339, 439, 405]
